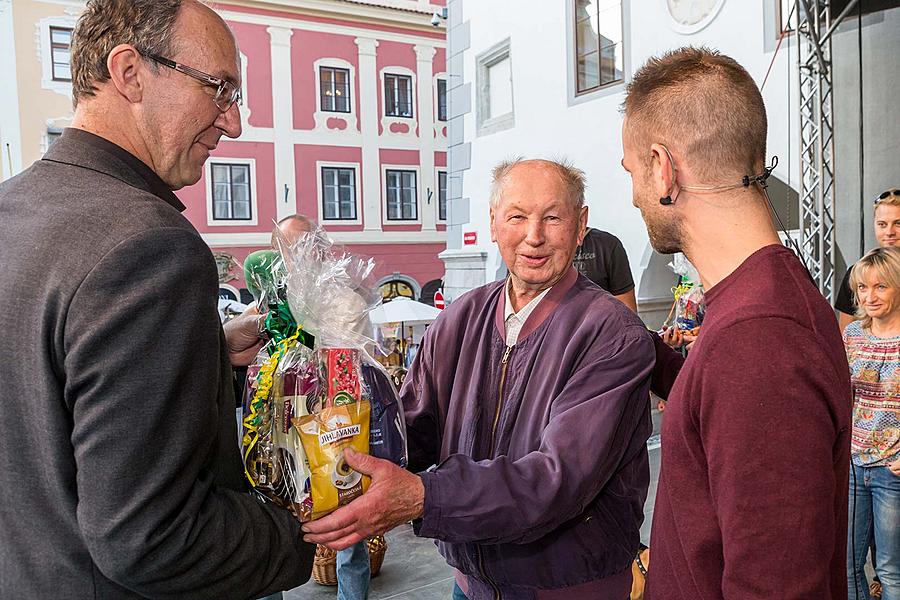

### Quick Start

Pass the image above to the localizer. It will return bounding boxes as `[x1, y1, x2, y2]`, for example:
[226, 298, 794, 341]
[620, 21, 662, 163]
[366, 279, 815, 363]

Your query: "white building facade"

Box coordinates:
[440, 0, 900, 326]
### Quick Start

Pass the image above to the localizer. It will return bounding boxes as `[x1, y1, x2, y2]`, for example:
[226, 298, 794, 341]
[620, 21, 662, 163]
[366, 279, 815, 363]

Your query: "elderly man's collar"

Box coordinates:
[43, 128, 185, 212]
[494, 266, 580, 343]
[504, 277, 552, 321]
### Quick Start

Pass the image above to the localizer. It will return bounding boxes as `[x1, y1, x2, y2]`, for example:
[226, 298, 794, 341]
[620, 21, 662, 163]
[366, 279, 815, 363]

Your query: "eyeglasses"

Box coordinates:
[145, 53, 241, 112]
[875, 189, 900, 205]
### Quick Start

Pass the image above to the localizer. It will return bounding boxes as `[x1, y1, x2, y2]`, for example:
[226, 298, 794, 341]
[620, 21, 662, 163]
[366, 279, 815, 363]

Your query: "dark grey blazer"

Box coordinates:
[0, 130, 313, 599]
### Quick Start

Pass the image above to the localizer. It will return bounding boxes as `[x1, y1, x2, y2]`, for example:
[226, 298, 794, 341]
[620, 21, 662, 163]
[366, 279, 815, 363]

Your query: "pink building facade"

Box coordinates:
[176, 0, 448, 304]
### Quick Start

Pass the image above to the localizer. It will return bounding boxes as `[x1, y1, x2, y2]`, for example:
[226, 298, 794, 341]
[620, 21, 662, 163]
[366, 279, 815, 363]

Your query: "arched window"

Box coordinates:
[375, 274, 421, 302]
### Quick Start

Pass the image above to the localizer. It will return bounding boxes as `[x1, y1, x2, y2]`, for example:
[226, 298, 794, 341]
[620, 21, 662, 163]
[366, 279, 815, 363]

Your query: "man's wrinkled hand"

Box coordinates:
[223, 303, 265, 366]
[301, 448, 425, 550]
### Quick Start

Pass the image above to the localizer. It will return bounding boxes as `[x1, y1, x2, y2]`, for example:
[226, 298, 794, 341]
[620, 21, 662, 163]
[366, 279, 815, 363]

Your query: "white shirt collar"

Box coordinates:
[504, 278, 552, 346]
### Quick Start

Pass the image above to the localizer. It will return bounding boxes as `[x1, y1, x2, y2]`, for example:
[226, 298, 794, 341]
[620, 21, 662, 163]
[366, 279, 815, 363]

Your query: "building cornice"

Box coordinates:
[32, 0, 444, 36]
[202, 230, 446, 246]
[214, 0, 445, 37]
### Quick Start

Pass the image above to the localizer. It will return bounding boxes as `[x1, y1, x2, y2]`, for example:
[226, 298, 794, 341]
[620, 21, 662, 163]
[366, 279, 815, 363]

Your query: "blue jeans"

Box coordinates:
[451, 582, 468, 599]
[848, 463, 900, 600]
[337, 541, 370, 600]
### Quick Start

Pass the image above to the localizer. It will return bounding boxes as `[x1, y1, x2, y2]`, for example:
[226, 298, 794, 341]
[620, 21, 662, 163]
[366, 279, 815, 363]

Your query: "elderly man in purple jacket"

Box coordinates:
[304, 158, 655, 599]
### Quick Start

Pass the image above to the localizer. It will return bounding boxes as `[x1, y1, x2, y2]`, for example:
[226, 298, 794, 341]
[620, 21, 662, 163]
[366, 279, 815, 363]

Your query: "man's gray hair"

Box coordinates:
[489, 158, 587, 210]
[71, 0, 183, 107]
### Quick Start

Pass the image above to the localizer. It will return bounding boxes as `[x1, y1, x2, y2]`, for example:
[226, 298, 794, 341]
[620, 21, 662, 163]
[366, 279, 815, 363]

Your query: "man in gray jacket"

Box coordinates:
[304, 159, 655, 599]
[0, 1, 312, 598]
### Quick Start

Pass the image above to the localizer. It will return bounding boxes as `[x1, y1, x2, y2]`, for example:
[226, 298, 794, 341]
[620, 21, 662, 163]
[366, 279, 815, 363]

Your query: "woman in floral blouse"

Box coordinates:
[844, 247, 900, 600]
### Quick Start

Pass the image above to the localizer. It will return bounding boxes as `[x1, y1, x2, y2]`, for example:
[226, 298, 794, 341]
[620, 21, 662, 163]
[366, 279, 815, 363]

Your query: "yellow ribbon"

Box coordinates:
[242, 327, 302, 486]
[671, 280, 695, 302]
[663, 279, 698, 328]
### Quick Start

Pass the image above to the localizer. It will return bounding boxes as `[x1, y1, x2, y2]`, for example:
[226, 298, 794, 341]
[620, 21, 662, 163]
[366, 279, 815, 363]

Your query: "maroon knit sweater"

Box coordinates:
[647, 245, 851, 600]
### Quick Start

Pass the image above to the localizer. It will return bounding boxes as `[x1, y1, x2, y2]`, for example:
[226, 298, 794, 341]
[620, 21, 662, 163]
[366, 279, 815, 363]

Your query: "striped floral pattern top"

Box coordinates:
[844, 320, 900, 467]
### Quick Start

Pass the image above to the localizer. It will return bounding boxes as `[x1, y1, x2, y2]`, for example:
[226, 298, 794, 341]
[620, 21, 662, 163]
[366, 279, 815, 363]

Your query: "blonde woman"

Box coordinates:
[845, 247, 900, 600]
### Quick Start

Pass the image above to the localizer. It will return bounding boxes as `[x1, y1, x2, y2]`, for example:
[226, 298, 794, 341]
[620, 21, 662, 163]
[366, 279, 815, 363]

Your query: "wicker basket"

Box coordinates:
[312, 536, 387, 586]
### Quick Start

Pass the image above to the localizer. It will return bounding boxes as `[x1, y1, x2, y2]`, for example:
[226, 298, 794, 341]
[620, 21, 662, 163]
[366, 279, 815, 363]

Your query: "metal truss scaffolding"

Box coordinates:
[795, 0, 859, 301]
[797, 0, 836, 300]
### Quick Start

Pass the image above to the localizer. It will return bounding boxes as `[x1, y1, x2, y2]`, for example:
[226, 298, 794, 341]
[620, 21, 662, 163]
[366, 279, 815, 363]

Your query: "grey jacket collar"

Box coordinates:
[43, 128, 186, 212]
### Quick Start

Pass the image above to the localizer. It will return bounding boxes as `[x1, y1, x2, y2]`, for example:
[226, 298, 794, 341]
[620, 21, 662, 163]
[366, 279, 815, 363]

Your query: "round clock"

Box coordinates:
[664, 0, 726, 34]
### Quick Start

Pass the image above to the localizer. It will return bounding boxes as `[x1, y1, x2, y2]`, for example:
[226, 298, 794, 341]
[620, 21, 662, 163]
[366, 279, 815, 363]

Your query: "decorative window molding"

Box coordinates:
[41, 114, 71, 154]
[314, 57, 358, 132]
[49, 26, 72, 81]
[239, 51, 252, 125]
[205, 157, 258, 227]
[475, 38, 514, 137]
[436, 169, 448, 222]
[379, 66, 417, 139]
[37, 16, 78, 98]
[382, 164, 420, 224]
[316, 161, 362, 224]
[319, 66, 351, 113]
[43, 128, 62, 153]
[384, 73, 413, 117]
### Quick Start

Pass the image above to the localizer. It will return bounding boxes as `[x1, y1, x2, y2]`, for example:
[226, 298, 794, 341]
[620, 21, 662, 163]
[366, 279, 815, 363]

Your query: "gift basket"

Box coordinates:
[662, 253, 705, 337]
[241, 228, 407, 540]
[312, 535, 388, 586]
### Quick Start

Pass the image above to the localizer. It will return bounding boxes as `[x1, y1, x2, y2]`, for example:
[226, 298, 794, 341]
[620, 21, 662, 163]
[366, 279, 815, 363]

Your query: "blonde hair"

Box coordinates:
[489, 158, 586, 210]
[874, 188, 900, 210]
[849, 247, 900, 329]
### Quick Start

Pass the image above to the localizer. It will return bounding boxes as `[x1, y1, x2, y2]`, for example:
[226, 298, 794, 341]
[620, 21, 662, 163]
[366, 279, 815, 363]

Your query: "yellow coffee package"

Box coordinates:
[296, 401, 371, 520]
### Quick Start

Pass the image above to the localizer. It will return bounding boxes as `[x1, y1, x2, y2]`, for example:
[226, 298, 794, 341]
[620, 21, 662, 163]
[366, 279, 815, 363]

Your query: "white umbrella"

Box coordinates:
[368, 297, 441, 326]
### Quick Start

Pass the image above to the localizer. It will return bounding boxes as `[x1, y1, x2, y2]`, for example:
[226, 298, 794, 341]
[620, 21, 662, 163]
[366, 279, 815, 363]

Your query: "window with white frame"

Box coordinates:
[211, 163, 252, 220]
[438, 171, 448, 221]
[437, 79, 448, 122]
[50, 27, 72, 82]
[386, 169, 417, 220]
[776, 0, 796, 32]
[321, 167, 357, 220]
[320, 66, 351, 113]
[574, 0, 623, 94]
[476, 38, 514, 135]
[384, 73, 413, 118]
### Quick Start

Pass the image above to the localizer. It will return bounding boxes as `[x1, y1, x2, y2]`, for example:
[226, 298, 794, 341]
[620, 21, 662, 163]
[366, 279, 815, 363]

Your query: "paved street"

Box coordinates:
[286, 408, 664, 600]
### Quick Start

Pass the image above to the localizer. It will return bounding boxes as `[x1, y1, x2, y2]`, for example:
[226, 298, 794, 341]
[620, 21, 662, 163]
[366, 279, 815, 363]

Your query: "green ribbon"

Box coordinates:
[264, 297, 315, 350]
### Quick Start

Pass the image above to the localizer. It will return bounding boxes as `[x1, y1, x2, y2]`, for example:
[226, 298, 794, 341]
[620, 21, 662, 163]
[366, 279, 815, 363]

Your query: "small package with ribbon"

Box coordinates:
[667, 253, 706, 335]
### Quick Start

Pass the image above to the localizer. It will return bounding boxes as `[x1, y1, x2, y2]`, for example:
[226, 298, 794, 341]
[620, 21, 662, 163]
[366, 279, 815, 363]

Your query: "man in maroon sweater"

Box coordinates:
[621, 47, 852, 599]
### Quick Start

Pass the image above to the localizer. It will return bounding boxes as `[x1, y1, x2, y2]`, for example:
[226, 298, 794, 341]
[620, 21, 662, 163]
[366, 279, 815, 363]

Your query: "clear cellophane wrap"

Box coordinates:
[241, 228, 408, 521]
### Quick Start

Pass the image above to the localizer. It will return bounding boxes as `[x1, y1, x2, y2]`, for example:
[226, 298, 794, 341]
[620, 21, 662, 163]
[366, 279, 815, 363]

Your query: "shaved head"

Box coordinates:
[623, 47, 767, 183]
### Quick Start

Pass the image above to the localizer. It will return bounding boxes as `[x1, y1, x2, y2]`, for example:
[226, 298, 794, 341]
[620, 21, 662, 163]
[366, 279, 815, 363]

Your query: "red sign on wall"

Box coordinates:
[463, 232, 477, 245]
[433, 291, 445, 310]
